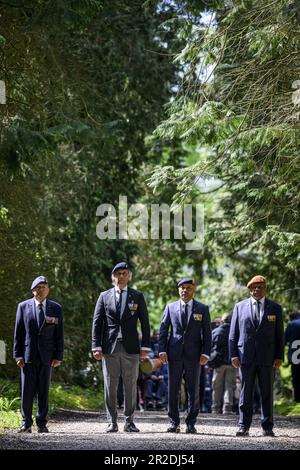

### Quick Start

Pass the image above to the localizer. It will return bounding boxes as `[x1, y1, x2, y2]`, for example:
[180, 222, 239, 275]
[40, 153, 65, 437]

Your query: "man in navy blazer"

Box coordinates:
[92, 262, 151, 433]
[229, 275, 284, 437]
[159, 278, 211, 433]
[13, 276, 64, 433]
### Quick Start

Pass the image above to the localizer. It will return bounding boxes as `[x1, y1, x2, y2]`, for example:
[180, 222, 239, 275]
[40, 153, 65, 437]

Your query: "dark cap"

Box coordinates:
[31, 276, 48, 290]
[111, 262, 129, 274]
[177, 278, 195, 288]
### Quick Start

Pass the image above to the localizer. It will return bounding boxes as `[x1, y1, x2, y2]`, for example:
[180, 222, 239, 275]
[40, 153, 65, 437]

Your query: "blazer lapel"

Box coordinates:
[248, 298, 256, 328]
[177, 300, 184, 329]
[121, 289, 129, 320]
[258, 298, 268, 328]
[28, 299, 37, 328]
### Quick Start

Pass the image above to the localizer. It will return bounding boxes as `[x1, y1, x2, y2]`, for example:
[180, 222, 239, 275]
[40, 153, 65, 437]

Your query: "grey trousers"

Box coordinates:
[102, 341, 139, 424]
[212, 364, 236, 413]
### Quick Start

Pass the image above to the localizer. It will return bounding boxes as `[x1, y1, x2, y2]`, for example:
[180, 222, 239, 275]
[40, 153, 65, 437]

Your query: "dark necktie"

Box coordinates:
[38, 304, 44, 328]
[182, 303, 188, 330]
[116, 290, 123, 318]
[254, 300, 260, 328]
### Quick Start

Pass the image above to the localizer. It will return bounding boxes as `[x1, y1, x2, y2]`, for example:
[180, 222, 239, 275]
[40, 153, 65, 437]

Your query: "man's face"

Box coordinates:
[249, 283, 266, 300]
[32, 283, 49, 302]
[112, 269, 129, 289]
[179, 283, 195, 303]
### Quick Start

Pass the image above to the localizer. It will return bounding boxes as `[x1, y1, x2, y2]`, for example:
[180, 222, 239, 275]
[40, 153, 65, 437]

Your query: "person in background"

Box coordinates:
[210, 314, 236, 415]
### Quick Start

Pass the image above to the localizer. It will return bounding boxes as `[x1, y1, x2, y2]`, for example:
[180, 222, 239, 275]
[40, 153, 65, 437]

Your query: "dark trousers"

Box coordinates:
[168, 359, 200, 427]
[239, 363, 274, 430]
[21, 357, 51, 427]
[291, 363, 300, 402]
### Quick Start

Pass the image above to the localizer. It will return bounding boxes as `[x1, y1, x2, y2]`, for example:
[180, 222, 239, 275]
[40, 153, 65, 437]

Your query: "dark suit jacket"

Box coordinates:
[13, 298, 64, 364]
[158, 299, 212, 362]
[229, 297, 284, 365]
[210, 323, 231, 366]
[92, 287, 150, 354]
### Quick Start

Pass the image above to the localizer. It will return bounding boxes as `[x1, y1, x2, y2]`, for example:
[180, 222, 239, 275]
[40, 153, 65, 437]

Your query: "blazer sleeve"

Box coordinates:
[92, 293, 105, 350]
[54, 304, 64, 361]
[158, 305, 171, 354]
[275, 305, 284, 360]
[13, 303, 25, 360]
[229, 304, 239, 359]
[138, 292, 151, 349]
[201, 306, 212, 356]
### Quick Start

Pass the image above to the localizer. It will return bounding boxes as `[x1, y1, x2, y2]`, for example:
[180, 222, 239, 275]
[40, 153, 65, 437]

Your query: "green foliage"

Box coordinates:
[149, 0, 300, 313]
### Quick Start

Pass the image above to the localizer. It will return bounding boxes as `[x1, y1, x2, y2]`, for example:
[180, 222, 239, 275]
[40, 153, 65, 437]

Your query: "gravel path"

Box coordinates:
[1, 409, 300, 450]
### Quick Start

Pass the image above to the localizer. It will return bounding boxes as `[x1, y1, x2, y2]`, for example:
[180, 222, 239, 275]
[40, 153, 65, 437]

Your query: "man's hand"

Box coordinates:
[51, 359, 62, 368]
[199, 355, 209, 366]
[16, 359, 25, 368]
[93, 351, 103, 361]
[140, 350, 149, 360]
[160, 353, 168, 364]
[232, 358, 241, 369]
[273, 359, 282, 369]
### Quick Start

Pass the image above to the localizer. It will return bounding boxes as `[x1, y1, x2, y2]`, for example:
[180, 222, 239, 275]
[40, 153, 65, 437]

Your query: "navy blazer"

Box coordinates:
[92, 287, 150, 354]
[229, 297, 284, 365]
[13, 298, 64, 364]
[158, 299, 212, 362]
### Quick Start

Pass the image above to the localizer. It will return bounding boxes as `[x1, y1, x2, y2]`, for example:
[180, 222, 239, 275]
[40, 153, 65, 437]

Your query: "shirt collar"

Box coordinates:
[34, 298, 47, 308]
[115, 286, 128, 294]
[251, 296, 265, 308]
[180, 298, 193, 308]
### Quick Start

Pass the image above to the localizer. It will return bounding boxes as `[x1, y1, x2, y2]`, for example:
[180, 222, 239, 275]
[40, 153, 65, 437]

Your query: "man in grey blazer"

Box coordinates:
[92, 262, 151, 432]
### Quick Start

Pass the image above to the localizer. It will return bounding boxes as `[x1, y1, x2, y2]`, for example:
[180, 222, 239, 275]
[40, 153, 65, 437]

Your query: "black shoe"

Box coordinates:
[186, 425, 197, 434]
[262, 429, 275, 437]
[106, 423, 118, 433]
[37, 425, 49, 433]
[17, 425, 32, 433]
[167, 425, 180, 433]
[236, 427, 249, 437]
[124, 422, 140, 432]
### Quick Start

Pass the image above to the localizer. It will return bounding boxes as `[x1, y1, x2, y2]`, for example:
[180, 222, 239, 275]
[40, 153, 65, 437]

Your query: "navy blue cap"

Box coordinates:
[111, 262, 129, 274]
[31, 276, 48, 290]
[177, 278, 195, 288]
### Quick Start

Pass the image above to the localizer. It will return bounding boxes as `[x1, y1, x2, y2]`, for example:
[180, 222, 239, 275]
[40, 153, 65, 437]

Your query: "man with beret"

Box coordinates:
[229, 275, 284, 437]
[159, 278, 212, 433]
[92, 262, 151, 432]
[13, 276, 64, 433]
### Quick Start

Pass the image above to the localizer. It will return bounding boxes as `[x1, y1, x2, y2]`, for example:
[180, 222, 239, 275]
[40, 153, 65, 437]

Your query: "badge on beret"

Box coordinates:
[267, 315, 276, 322]
[45, 316, 59, 325]
[193, 314, 202, 321]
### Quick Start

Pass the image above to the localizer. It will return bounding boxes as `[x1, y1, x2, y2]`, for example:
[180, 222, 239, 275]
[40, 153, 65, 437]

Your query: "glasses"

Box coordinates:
[113, 271, 128, 277]
[250, 284, 265, 290]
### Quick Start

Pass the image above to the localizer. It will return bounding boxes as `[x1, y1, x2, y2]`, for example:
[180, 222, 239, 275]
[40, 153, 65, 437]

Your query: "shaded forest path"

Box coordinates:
[1, 409, 300, 450]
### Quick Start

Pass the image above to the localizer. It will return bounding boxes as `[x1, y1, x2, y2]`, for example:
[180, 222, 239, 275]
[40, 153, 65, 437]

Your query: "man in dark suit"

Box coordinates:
[229, 275, 284, 437]
[92, 262, 151, 433]
[13, 276, 64, 433]
[159, 278, 211, 433]
[285, 312, 300, 402]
